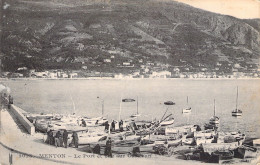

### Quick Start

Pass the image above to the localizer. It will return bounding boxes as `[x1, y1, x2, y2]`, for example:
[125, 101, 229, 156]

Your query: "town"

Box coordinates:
[1, 57, 259, 79]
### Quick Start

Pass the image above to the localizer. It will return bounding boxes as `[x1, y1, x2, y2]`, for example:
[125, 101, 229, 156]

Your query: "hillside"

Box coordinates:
[1, 0, 259, 74]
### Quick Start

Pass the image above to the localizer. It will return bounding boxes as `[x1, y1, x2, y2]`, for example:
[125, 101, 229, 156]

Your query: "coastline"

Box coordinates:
[1, 77, 260, 81]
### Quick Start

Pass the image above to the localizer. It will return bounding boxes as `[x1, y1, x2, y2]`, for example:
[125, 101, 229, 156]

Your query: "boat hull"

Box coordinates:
[182, 108, 191, 113]
[232, 112, 242, 116]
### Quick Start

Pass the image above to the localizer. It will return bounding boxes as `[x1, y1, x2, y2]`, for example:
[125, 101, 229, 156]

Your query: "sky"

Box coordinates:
[174, 0, 260, 19]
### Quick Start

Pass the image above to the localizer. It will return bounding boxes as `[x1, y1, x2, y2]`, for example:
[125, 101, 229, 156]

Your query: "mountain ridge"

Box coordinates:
[1, 0, 259, 74]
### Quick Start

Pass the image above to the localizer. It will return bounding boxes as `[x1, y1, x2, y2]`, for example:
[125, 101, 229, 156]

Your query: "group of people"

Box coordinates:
[104, 120, 124, 132]
[46, 129, 79, 148]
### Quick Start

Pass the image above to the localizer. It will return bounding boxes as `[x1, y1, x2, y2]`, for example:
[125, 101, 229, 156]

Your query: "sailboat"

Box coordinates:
[84, 99, 108, 126]
[232, 87, 242, 117]
[130, 96, 141, 118]
[182, 96, 191, 113]
[209, 99, 220, 125]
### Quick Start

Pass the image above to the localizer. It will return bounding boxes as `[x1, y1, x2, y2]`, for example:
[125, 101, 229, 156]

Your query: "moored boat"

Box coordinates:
[122, 98, 135, 102]
[164, 101, 175, 105]
[182, 96, 191, 113]
[209, 99, 220, 125]
[232, 87, 242, 117]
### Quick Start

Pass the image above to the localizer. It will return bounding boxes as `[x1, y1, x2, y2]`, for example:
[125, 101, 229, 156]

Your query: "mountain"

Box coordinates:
[1, 0, 259, 73]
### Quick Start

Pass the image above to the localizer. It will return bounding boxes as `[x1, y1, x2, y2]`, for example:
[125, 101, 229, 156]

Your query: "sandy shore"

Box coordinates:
[0, 107, 206, 165]
[1, 106, 259, 165]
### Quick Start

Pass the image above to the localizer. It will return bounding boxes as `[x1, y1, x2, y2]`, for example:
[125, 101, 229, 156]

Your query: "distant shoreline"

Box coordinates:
[1, 77, 260, 81]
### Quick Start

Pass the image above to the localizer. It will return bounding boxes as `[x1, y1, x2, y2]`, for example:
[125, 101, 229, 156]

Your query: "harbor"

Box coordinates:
[1, 80, 260, 164]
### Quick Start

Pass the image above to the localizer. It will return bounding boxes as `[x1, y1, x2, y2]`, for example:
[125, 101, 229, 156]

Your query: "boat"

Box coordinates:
[83, 116, 108, 126]
[210, 150, 234, 163]
[183, 138, 195, 145]
[130, 96, 141, 118]
[196, 136, 214, 145]
[26, 113, 53, 123]
[209, 99, 220, 125]
[160, 118, 174, 126]
[122, 98, 135, 102]
[182, 96, 191, 113]
[164, 101, 175, 105]
[204, 123, 218, 130]
[67, 132, 107, 145]
[232, 87, 242, 117]
[217, 132, 246, 145]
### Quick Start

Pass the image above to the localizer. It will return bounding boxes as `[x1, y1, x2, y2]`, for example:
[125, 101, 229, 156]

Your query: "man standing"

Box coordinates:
[111, 120, 115, 132]
[104, 121, 109, 131]
[63, 130, 68, 148]
[105, 137, 113, 158]
[81, 119, 86, 127]
[55, 131, 61, 147]
[71, 132, 79, 148]
[119, 120, 124, 132]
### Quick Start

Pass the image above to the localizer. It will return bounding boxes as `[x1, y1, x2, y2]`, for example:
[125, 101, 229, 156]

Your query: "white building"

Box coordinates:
[151, 71, 171, 78]
[104, 59, 111, 63]
[123, 62, 131, 66]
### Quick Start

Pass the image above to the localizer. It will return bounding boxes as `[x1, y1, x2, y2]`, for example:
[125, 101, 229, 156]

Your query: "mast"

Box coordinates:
[119, 96, 122, 121]
[187, 96, 189, 105]
[236, 86, 238, 111]
[214, 99, 216, 116]
[102, 100, 104, 116]
[137, 96, 139, 114]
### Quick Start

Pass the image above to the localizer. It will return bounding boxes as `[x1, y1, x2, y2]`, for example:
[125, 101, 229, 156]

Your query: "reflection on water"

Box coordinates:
[3, 79, 260, 138]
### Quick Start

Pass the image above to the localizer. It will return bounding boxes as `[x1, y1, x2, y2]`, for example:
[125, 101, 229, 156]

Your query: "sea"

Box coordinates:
[2, 79, 260, 138]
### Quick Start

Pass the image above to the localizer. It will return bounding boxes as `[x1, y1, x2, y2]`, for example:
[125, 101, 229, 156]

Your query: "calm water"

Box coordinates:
[2, 79, 260, 138]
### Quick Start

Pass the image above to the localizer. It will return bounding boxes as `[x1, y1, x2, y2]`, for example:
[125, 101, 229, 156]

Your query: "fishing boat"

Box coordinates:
[204, 123, 218, 130]
[83, 116, 108, 126]
[195, 136, 214, 145]
[183, 138, 195, 145]
[211, 150, 234, 163]
[182, 96, 191, 113]
[122, 98, 135, 102]
[164, 101, 175, 105]
[160, 118, 174, 126]
[68, 133, 107, 145]
[209, 99, 220, 125]
[26, 113, 53, 123]
[130, 96, 141, 117]
[232, 87, 242, 117]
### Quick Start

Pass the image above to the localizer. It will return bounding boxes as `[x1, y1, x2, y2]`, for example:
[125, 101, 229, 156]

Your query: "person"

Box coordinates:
[81, 119, 86, 127]
[104, 121, 109, 131]
[49, 130, 54, 145]
[8, 95, 13, 109]
[8, 95, 13, 104]
[55, 131, 61, 147]
[111, 120, 115, 132]
[105, 137, 112, 157]
[119, 120, 124, 132]
[71, 132, 79, 148]
[93, 144, 101, 154]
[63, 129, 68, 148]
[46, 129, 51, 144]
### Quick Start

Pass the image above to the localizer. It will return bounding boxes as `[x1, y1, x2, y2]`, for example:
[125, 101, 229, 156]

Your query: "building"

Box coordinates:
[123, 62, 131, 66]
[104, 59, 111, 63]
[150, 71, 171, 78]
